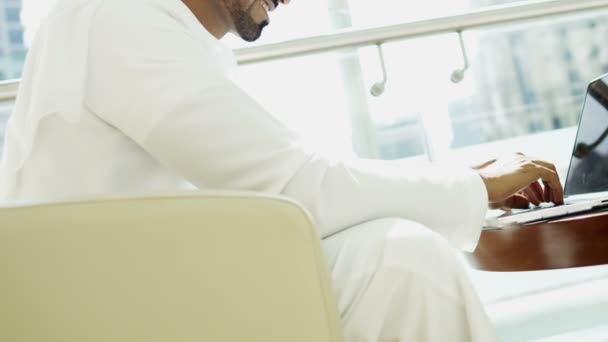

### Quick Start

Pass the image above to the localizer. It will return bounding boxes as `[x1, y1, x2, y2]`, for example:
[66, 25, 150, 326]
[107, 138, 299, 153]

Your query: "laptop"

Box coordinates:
[485, 73, 608, 228]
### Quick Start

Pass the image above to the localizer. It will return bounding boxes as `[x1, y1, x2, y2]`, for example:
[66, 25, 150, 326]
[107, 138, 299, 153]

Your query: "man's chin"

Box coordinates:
[237, 21, 268, 42]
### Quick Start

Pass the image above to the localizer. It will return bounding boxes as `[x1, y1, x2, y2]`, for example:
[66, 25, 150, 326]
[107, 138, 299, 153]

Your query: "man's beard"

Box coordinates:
[229, 1, 268, 42]
[236, 16, 268, 42]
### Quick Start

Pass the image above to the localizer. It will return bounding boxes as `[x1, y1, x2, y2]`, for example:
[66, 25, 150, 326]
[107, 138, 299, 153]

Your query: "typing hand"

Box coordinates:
[472, 153, 565, 210]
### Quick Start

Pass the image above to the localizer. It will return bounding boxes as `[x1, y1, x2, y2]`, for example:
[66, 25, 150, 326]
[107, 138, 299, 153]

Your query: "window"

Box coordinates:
[0, 1, 27, 80]
[391, 11, 608, 158]
[232, 7, 608, 162]
[10, 48, 26, 60]
[8, 29, 23, 45]
[5, 7, 20, 23]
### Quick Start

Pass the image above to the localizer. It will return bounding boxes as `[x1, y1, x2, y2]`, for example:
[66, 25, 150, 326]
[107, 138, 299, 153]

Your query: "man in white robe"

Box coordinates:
[1, 0, 564, 340]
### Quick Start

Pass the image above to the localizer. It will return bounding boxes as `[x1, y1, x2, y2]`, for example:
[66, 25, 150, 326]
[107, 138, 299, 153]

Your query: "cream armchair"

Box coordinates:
[0, 192, 344, 342]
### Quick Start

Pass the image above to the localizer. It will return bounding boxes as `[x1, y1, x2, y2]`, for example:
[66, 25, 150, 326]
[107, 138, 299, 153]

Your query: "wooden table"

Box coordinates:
[465, 211, 608, 271]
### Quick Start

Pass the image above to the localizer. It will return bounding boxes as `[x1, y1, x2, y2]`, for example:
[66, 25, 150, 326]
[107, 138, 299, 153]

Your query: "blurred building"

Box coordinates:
[449, 0, 608, 148]
[373, 1, 608, 160]
[0, 0, 24, 80]
[0, 0, 24, 152]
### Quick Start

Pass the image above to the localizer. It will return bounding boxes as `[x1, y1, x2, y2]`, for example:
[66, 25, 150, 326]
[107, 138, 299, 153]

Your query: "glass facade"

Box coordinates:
[233, 8, 608, 161]
[5, 7, 19, 23]
[0, 0, 25, 80]
[365, 11, 608, 160]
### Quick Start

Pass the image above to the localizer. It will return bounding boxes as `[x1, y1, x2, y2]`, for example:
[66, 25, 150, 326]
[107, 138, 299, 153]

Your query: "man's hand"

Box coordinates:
[472, 153, 564, 210]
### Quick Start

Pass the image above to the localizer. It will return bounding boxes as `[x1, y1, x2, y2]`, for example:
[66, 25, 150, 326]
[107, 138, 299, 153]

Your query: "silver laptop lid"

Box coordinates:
[564, 73, 608, 196]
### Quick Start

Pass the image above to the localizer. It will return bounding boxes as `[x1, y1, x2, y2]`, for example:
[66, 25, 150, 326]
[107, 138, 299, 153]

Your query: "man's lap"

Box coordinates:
[321, 217, 467, 301]
[320, 218, 498, 341]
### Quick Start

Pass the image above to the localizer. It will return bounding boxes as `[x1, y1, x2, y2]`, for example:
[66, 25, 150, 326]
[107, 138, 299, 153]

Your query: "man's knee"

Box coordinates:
[365, 218, 468, 298]
[333, 219, 483, 341]
[323, 218, 470, 300]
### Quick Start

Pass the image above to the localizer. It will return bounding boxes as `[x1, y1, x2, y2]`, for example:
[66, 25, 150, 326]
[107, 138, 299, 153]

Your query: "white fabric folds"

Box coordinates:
[1, 0, 101, 197]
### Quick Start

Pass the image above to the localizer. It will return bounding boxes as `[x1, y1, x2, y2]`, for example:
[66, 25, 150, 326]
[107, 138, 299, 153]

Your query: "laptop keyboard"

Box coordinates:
[485, 201, 590, 227]
[511, 202, 558, 214]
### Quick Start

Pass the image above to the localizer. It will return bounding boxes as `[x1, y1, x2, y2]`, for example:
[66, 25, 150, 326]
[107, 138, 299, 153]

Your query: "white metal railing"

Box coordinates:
[0, 80, 18, 102]
[0, 0, 607, 101]
[235, 0, 608, 64]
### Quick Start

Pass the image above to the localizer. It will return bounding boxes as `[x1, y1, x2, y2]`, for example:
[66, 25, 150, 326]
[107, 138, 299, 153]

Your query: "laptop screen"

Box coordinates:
[564, 74, 608, 196]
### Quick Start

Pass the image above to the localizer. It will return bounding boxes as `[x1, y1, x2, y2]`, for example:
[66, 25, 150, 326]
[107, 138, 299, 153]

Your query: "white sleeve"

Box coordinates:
[86, 0, 488, 251]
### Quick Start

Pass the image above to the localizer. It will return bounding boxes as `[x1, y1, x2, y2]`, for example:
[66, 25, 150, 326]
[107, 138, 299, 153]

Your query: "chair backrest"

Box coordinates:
[0, 192, 344, 342]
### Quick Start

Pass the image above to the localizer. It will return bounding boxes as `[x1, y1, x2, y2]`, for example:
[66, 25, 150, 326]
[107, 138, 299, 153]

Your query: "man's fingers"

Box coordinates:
[525, 157, 561, 202]
[532, 159, 558, 173]
[535, 165, 564, 204]
[543, 180, 552, 203]
[489, 194, 531, 210]
[529, 181, 545, 202]
[534, 160, 563, 203]
[477, 154, 565, 207]
[504, 194, 531, 209]
[522, 186, 542, 205]
[472, 159, 496, 170]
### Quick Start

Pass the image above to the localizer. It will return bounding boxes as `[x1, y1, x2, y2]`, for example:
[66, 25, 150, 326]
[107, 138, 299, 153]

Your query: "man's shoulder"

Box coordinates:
[94, 0, 190, 21]
[48, 0, 187, 27]
[89, 0, 212, 42]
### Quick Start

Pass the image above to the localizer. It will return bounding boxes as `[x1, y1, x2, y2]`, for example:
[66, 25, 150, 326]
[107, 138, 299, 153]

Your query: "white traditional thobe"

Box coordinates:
[0, 0, 499, 340]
